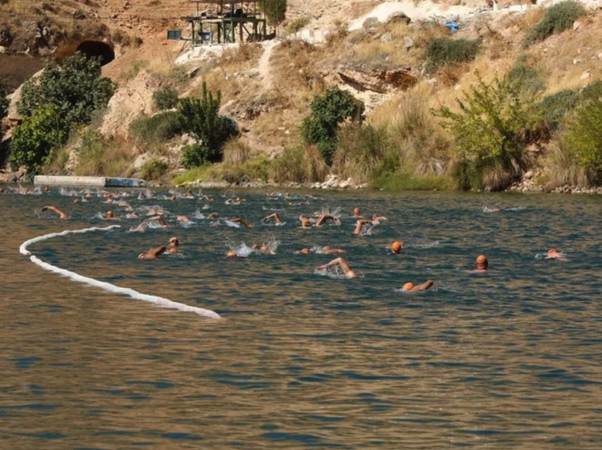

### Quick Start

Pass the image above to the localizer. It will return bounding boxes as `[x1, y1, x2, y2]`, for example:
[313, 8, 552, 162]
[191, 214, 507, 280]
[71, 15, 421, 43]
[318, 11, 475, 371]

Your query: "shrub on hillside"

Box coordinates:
[18, 52, 116, 128]
[539, 81, 602, 130]
[223, 138, 251, 165]
[301, 87, 364, 166]
[130, 111, 182, 144]
[74, 130, 134, 176]
[561, 95, 602, 184]
[287, 17, 310, 35]
[333, 124, 389, 182]
[177, 82, 237, 166]
[506, 54, 547, 96]
[153, 85, 179, 111]
[436, 75, 542, 191]
[140, 158, 169, 181]
[9, 106, 68, 174]
[425, 38, 479, 72]
[524, 1, 585, 45]
[270, 144, 328, 183]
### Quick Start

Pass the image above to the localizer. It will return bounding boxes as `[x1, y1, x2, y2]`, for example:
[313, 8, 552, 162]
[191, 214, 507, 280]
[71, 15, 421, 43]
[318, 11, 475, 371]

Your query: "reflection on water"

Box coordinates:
[1, 188, 602, 449]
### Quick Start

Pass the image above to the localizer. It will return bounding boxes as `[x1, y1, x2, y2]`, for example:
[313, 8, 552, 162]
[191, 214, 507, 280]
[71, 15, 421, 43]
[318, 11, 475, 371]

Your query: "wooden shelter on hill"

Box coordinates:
[178, 0, 276, 45]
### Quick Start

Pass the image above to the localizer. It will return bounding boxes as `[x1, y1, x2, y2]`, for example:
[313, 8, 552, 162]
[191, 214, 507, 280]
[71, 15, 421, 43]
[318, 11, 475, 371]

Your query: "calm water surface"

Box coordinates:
[1, 187, 602, 449]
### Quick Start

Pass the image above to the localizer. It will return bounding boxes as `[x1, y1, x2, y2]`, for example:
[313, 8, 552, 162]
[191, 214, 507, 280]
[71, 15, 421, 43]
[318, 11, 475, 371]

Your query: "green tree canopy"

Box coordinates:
[177, 82, 237, 167]
[259, 0, 287, 27]
[18, 52, 116, 128]
[10, 106, 68, 174]
[301, 87, 365, 166]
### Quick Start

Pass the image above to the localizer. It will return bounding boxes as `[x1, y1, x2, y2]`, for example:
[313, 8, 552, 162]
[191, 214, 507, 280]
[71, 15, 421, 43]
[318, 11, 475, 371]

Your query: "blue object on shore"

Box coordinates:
[444, 20, 459, 34]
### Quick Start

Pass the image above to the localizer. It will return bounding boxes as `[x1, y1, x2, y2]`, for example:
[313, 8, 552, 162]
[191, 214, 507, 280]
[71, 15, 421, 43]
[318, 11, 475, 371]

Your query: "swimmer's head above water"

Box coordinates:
[475, 255, 488, 272]
[402, 280, 433, 292]
[226, 250, 238, 258]
[391, 241, 403, 254]
[546, 249, 564, 259]
[353, 207, 362, 217]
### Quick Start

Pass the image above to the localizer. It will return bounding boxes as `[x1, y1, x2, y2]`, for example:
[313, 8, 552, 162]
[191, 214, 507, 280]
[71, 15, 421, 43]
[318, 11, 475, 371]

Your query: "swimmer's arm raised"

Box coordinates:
[41, 205, 69, 219]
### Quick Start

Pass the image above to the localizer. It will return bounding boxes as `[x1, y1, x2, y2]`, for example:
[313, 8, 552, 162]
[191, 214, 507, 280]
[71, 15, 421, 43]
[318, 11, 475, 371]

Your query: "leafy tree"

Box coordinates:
[18, 52, 116, 128]
[153, 85, 179, 111]
[562, 95, 602, 184]
[301, 87, 364, 165]
[435, 75, 542, 191]
[0, 78, 8, 143]
[10, 106, 68, 174]
[177, 82, 237, 167]
[259, 0, 287, 27]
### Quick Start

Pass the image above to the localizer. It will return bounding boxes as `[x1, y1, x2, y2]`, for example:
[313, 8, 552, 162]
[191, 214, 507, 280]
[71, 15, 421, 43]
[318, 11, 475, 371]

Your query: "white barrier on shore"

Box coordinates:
[19, 226, 221, 320]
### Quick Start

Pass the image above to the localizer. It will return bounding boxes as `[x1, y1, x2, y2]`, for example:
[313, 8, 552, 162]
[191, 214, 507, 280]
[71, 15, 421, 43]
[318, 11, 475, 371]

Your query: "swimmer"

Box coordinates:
[252, 244, 275, 255]
[225, 197, 245, 205]
[126, 211, 139, 219]
[353, 219, 373, 235]
[388, 241, 404, 254]
[314, 214, 341, 227]
[105, 210, 119, 220]
[316, 257, 358, 279]
[168, 237, 179, 254]
[228, 218, 253, 227]
[129, 215, 169, 233]
[41, 206, 69, 219]
[299, 215, 312, 228]
[545, 249, 565, 260]
[263, 213, 284, 226]
[296, 246, 346, 255]
[177, 215, 191, 223]
[207, 213, 220, 220]
[226, 250, 239, 258]
[473, 255, 489, 273]
[371, 214, 388, 225]
[183, 190, 195, 199]
[401, 280, 434, 292]
[352, 207, 362, 217]
[138, 245, 167, 260]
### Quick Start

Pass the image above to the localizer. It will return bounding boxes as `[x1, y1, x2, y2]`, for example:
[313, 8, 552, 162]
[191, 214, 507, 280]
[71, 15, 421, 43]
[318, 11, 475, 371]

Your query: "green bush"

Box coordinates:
[301, 87, 364, 166]
[333, 123, 389, 182]
[9, 106, 68, 174]
[140, 158, 169, 181]
[182, 143, 212, 169]
[153, 85, 179, 111]
[73, 130, 134, 176]
[18, 52, 116, 128]
[177, 82, 237, 166]
[130, 111, 182, 143]
[436, 75, 542, 191]
[562, 95, 602, 184]
[506, 54, 547, 96]
[259, 0, 287, 27]
[287, 17, 310, 34]
[539, 80, 602, 130]
[524, 1, 585, 45]
[425, 38, 480, 72]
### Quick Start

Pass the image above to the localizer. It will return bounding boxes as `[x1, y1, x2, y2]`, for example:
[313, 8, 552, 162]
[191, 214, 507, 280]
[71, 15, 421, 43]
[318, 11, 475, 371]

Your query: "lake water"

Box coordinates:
[1, 187, 602, 449]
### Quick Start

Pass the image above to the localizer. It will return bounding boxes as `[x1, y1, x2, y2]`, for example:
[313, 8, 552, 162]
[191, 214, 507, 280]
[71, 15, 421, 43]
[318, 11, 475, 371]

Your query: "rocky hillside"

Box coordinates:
[3, 0, 602, 192]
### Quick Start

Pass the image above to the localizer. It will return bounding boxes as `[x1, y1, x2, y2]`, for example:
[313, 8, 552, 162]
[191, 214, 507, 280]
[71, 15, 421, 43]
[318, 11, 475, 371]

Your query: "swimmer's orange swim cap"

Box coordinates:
[353, 207, 361, 216]
[403, 283, 414, 291]
[226, 250, 237, 258]
[477, 255, 489, 267]
[391, 241, 403, 253]
[548, 249, 557, 255]
[106, 210, 114, 218]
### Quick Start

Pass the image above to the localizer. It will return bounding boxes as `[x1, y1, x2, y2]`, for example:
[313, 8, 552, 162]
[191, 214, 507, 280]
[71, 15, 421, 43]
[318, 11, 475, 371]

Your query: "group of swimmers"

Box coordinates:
[11, 186, 567, 294]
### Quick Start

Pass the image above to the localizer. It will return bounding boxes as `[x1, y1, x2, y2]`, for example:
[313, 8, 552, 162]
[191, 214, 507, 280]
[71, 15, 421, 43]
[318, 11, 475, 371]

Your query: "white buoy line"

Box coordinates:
[19, 225, 221, 319]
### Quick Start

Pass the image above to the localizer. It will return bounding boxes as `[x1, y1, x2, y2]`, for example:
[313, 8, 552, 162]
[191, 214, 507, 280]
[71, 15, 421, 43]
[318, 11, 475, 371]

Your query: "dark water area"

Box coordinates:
[0, 54, 47, 92]
[1, 186, 602, 449]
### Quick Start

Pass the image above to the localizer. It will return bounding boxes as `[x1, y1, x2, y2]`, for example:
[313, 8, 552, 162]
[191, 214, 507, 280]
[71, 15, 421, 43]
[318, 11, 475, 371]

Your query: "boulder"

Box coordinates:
[387, 11, 411, 25]
[335, 64, 418, 94]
